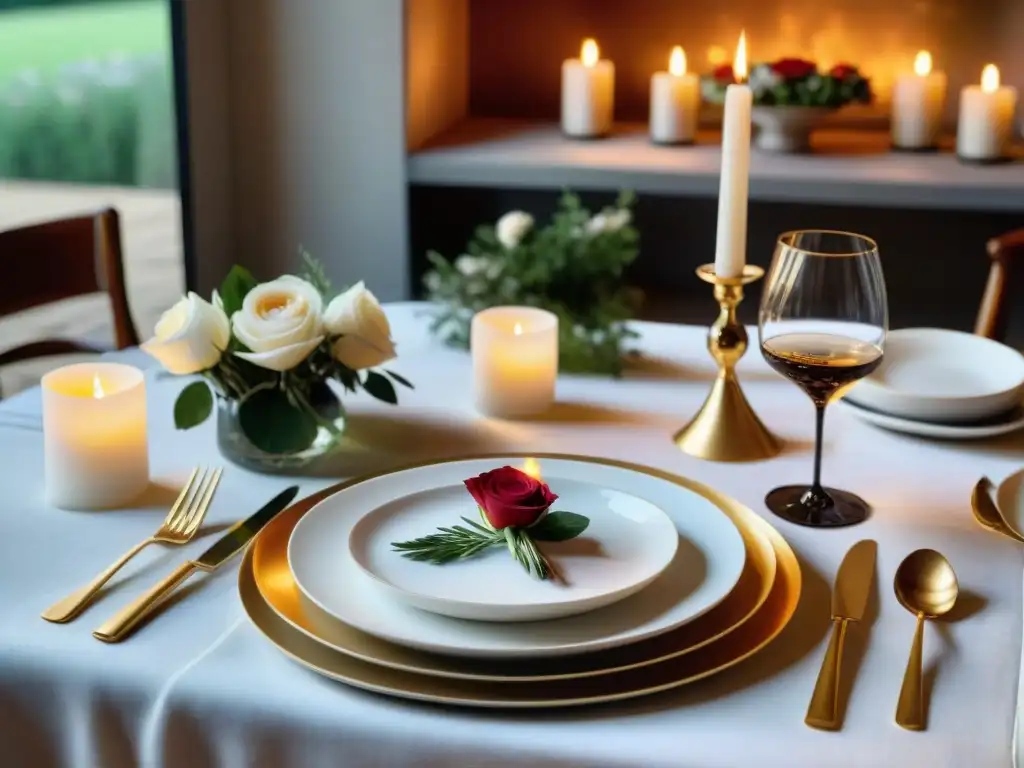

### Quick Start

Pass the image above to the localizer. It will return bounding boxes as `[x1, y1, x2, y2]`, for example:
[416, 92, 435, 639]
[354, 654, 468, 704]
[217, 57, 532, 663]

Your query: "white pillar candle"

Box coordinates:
[714, 31, 752, 279]
[957, 64, 1018, 162]
[891, 51, 947, 150]
[471, 307, 558, 418]
[42, 363, 148, 510]
[650, 46, 700, 145]
[561, 38, 614, 139]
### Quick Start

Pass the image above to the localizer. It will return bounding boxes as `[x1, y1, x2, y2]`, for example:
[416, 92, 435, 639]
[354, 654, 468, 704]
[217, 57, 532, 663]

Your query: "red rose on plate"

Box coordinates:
[464, 466, 558, 530]
[771, 58, 817, 80]
[829, 63, 858, 80]
[713, 64, 735, 82]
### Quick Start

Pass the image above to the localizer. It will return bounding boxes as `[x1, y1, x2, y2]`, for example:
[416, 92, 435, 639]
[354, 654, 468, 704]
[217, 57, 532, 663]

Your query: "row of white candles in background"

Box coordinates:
[562, 37, 1020, 160]
[562, 39, 701, 144]
[893, 51, 1018, 160]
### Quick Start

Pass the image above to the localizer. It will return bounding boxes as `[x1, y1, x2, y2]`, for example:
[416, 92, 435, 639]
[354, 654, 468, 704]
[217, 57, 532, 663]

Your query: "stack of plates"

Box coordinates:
[242, 454, 801, 708]
[839, 328, 1024, 440]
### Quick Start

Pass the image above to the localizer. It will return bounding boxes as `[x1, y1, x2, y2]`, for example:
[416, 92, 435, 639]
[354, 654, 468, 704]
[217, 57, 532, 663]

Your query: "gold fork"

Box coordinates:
[42, 467, 223, 623]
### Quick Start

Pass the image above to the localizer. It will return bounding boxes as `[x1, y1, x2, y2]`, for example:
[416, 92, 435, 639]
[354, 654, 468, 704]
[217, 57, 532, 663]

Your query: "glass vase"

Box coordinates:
[216, 398, 346, 474]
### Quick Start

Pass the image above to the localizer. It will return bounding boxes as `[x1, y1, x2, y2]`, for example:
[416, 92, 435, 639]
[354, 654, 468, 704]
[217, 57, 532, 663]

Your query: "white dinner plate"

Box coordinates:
[347, 479, 679, 622]
[997, 469, 1024, 538]
[837, 396, 1024, 440]
[849, 328, 1024, 423]
[288, 456, 746, 658]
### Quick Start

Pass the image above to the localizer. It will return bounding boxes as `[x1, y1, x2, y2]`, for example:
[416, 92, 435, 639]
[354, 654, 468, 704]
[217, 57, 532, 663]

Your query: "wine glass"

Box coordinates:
[759, 230, 888, 528]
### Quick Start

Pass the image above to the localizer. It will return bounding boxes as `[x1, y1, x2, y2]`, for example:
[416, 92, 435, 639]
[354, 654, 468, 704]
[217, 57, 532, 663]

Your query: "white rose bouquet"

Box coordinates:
[143, 253, 411, 460]
[423, 190, 641, 376]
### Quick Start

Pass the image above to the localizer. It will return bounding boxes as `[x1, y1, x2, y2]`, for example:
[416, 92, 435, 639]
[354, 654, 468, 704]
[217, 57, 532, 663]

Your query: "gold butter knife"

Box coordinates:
[805, 539, 877, 731]
[92, 485, 299, 643]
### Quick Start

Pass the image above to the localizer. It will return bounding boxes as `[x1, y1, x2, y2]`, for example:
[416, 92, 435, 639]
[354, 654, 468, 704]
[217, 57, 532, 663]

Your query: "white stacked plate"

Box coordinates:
[839, 328, 1024, 439]
[286, 456, 748, 659]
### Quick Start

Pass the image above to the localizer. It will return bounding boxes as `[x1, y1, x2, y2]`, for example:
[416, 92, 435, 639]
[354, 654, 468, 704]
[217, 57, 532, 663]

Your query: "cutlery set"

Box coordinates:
[806, 540, 959, 732]
[41, 466, 299, 642]
[41, 464, 1005, 726]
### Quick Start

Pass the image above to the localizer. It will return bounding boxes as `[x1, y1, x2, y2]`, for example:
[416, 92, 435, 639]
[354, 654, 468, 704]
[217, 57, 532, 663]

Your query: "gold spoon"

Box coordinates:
[893, 549, 959, 731]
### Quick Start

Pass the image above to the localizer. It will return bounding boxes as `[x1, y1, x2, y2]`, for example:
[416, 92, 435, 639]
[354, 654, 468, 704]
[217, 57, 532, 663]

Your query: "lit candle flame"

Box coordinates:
[513, 322, 523, 336]
[669, 46, 686, 77]
[581, 38, 599, 68]
[981, 63, 1000, 93]
[522, 457, 542, 479]
[733, 31, 748, 82]
[92, 375, 105, 399]
[914, 50, 932, 77]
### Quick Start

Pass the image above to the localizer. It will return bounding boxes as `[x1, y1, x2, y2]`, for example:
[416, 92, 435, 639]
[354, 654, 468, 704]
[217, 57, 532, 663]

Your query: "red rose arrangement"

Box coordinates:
[392, 466, 589, 581]
[771, 57, 817, 80]
[702, 57, 872, 108]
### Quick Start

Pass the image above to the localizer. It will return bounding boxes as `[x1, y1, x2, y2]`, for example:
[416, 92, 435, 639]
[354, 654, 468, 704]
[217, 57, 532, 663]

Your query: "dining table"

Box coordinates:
[1, 302, 1022, 768]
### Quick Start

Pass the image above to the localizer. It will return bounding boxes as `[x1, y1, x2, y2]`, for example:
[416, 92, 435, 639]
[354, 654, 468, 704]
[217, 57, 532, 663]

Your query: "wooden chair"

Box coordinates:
[0, 209, 138, 369]
[975, 228, 1024, 343]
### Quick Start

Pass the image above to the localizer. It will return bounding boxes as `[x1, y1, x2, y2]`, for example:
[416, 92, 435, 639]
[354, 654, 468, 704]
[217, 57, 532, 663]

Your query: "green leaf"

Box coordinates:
[219, 265, 258, 317]
[300, 247, 333, 297]
[362, 371, 397, 404]
[530, 512, 590, 542]
[333, 364, 359, 393]
[173, 381, 214, 430]
[384, 369, 414, 389]
[238, 388, 319, 454]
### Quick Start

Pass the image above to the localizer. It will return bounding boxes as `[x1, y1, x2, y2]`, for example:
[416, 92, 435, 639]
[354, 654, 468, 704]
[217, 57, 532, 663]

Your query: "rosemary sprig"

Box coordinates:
[390, 516, 502, 564]
[391, 507, 585, 581]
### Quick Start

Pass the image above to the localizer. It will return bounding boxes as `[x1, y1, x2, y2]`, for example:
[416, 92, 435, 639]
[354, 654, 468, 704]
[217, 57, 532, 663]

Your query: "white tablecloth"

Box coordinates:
[1, 303, 1022, 768]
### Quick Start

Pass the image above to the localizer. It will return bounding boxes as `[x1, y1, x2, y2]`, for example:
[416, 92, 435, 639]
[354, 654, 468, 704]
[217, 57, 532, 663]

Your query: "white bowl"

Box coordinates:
[347, 480, 680, 623]
[847, 328, 1024, 423]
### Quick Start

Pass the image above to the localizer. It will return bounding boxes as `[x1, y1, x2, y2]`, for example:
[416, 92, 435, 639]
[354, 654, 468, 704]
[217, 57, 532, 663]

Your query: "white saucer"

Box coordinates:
[837, 396, 1024, 440]
[288, 457, 746, 659]
[348, 480, 679, 622]
[850, 328, 1024, 422]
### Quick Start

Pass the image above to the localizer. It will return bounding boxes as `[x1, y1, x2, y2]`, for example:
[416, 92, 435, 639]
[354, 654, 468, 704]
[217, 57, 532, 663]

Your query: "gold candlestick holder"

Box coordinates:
[673, 264, 782, 462]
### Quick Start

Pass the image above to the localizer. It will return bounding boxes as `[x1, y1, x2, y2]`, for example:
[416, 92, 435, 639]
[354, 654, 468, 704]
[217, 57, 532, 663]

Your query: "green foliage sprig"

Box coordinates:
[423, 191, 642, 376]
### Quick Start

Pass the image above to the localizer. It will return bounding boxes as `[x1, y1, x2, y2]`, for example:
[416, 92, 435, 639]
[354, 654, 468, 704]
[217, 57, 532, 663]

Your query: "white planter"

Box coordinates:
[751, 106, 834, 153]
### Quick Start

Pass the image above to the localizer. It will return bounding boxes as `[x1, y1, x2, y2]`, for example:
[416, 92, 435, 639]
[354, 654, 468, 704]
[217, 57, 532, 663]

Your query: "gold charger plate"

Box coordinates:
[240, 510, 799, 708]
[251, 454, 779, 682]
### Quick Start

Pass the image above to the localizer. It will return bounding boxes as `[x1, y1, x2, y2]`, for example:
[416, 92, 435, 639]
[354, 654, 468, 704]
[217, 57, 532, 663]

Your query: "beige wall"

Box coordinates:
[183, 0, 409, 299]
[406, 0, 469, 151]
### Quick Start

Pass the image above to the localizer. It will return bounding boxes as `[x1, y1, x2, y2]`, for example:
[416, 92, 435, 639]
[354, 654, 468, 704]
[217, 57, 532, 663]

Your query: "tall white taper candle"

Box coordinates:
[713, 31, 752, 279]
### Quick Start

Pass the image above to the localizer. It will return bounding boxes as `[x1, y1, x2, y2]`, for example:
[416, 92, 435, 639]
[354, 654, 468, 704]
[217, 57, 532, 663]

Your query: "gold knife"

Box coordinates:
[805, 539, 877, 730]
[92, 485, 300, 643]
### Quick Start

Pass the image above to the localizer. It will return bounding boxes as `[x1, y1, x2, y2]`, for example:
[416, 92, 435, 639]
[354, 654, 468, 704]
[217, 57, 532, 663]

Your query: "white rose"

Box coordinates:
[323, 281, 396, 370]
[605, 209, 632, 231]
[585, 209, 631, 236]
[455, 255, 488, 276]
[495, 211, 534, 249]
[142, 292, 230, 374]
[584, 213, 609, 236]
[232, 275, 324, 371]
